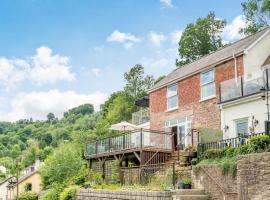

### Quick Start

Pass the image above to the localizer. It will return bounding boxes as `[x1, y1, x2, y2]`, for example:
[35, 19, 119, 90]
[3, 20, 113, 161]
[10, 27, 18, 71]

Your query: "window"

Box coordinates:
[235, 118, 249, 137]
[201, 69, 216, 99]
[167, 84, 178, 110]
[25, 183, 32, 192]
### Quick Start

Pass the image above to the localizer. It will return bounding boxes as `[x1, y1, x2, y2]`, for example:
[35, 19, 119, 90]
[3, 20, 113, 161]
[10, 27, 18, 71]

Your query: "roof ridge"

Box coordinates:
[176, 26, 270, 70]
[150, 26, 270, 92]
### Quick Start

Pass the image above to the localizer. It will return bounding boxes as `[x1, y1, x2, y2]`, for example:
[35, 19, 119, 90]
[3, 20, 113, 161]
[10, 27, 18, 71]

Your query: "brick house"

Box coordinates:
[148, 27, 270, 147]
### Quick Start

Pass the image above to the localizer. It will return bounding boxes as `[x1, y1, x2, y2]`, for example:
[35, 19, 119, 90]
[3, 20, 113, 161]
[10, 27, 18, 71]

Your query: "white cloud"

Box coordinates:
[0, 46, 75, 90]
[107, 30, 142, 49]
[160, 0, 173, 8]
[0, 90, 108, 121]
[170, 30, 182, 44]
[149, 31, 167, 47]
[221, 15, 246, 42]
[91, 68, 102, 77]
[29, 46, 75, 84]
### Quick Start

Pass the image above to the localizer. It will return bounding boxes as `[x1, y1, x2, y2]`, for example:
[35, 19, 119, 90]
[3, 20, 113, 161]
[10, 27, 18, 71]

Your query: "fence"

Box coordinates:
[85, 129, 173, 157]
[197, 132, 266, 156]
[120, 163, 176, 188]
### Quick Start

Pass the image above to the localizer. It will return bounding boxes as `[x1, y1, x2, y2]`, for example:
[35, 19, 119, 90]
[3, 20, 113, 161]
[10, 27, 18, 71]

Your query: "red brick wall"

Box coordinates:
[149, 56, 244, 131]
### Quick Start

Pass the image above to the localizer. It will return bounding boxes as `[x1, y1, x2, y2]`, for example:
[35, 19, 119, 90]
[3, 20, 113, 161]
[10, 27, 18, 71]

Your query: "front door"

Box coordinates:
[178, 124, 186, 149]
[171, 126, 178, 150]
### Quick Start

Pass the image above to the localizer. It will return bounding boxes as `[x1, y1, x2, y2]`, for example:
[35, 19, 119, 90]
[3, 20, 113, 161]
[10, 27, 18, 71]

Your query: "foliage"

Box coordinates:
[47, 113, 56, 123]
[250, 135, 270, 151]
[59, 185, 80, 200]
[147, 168, 173, 191]
[176, 12, 226, 67]
[124, 64, 154, 98]
[198, 135, 270, 177]
[241, 0, 270, 34]
[41, 185, 63, 200]
[40, 143, 84, 189]
[199, 128, 223, 143]
[64, 104, 94, 118]
[15, 192, 38, 200]
[181, 176, 191, 185]
[66, 166, 89, 186]
[184, 145, 197, 153]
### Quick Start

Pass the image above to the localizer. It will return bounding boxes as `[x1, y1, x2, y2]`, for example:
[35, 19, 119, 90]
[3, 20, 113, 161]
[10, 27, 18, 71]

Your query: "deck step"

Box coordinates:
[172, 189, 209, 200]
[173, 189, 205, 195]
[172, 194, 209, 200]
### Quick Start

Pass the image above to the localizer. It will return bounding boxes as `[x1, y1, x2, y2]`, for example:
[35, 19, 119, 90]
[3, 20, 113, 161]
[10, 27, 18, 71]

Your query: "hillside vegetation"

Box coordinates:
[0, 65, 159, 198]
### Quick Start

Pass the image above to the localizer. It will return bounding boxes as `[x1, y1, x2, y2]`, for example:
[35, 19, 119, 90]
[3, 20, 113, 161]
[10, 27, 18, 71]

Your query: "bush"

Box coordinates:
[200, 149, 224, 160]
[250, 135, 270, 152]
[181, 176, 191, 184]
[41, 184, 63, 200]
[238, 144, 254, 155]
[16, 192, 38, 200]
[59, 185, 80, 200]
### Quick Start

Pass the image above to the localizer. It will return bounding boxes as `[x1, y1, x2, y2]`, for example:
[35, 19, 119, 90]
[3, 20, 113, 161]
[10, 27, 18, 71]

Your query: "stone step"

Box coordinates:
[173, 189, 205, 195]
[172, 194, 209, 200]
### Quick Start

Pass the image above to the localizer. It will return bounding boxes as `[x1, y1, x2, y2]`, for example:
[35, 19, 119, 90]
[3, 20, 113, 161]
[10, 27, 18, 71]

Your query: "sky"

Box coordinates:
[0, 0, 246, 121]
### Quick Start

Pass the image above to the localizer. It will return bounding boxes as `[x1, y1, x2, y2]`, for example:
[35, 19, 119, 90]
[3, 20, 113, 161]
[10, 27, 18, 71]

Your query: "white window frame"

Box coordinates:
[167, 84, 178, 111]
[200, 68, 216, 100]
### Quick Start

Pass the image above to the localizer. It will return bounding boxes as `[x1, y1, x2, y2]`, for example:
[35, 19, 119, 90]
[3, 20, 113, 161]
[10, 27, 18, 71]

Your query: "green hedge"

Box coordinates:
[15, 192, 38, 200]
[200, 135, 270, 161]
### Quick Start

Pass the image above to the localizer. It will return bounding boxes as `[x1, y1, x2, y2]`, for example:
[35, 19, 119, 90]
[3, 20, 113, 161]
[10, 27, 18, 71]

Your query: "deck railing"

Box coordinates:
[86, 129, 173, 157]
[197, 132, 266, 156]
[132, 108, 150, 126]
[220, 69, 267, 103]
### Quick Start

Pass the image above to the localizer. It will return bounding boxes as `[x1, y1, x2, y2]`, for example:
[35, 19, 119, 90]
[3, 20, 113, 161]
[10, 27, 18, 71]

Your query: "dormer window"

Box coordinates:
[167, 84, 178, 110]
[201, 69, 216, 100]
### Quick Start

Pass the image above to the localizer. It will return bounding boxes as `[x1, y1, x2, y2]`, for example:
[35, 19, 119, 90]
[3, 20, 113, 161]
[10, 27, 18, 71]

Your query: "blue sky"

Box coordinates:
[0, 0, 246, 121]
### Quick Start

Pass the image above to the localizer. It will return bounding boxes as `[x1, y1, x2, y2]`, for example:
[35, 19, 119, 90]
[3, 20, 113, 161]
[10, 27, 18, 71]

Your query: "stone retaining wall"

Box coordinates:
[192, 152, 270, 200]
[192, 165, 238, 200]
[237, 152, 270, 200]
[77, 189, 172, 200]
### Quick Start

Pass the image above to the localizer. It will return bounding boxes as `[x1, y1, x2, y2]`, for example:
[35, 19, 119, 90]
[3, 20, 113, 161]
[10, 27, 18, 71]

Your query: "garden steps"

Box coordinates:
[172, 189, 209, 200]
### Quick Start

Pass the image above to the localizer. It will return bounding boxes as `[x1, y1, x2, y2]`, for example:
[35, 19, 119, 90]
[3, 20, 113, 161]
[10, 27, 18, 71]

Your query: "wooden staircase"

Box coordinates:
[165, 150, 193, 170]
[172, 189, 209, 200]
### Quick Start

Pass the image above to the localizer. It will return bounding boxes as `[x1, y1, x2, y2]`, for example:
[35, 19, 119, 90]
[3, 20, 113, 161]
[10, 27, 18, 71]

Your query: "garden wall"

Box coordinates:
[77, 189, 172, 200]
[192, 152, 270, 200]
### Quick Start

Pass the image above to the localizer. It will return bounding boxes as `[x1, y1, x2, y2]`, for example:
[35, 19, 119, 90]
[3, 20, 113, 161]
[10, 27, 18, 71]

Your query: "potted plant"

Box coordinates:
[179, 176, 191, 189]
[191, 158, 197, 165]
[184, 145, 197, 157]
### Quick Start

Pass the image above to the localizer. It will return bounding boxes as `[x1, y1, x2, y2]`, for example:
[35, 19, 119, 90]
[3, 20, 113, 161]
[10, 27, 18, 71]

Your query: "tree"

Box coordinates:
[124, 64, 154, 98]
[64, 104, 94, 118]
[241, 0, 270, 34]
[176, 12, 226, 67]
[47, 113, 55, 123]
[105, 92, 136, 124]
[40, 143, 84, 189]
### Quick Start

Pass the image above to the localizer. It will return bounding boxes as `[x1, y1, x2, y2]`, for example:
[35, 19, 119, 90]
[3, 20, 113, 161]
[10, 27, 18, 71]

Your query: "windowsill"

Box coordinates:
[166, 107, 178, 112]
[200, 95, 216, 102]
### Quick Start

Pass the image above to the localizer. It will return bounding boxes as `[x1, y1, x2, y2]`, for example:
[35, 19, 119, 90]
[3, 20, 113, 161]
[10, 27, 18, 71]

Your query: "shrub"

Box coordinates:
[225, 147, 239, 157]
[66, 166, 89, 186]
[89, 170, 104, 185]
[200, 149, 223, 160]
[59, 185, 80, 200]
[181, 176, 191, 184]
[250, 135, 270, 152]
[238, 144, 254, 155]
[16, 192, 38, 200]
[41, 184, 63, 200]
